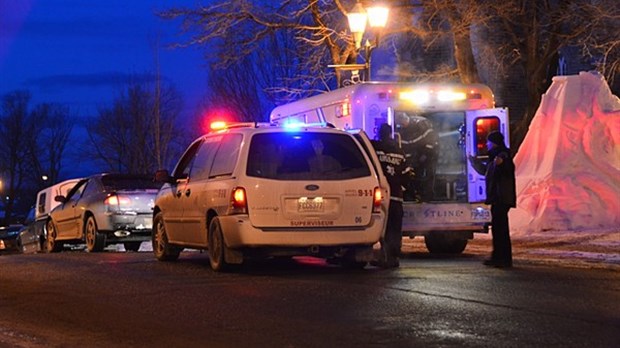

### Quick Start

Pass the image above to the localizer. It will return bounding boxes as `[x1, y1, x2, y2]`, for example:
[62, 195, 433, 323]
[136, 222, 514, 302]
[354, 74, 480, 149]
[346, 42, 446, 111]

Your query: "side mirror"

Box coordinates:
[54, 195, 67, 204]
[154, 169, 173, 184]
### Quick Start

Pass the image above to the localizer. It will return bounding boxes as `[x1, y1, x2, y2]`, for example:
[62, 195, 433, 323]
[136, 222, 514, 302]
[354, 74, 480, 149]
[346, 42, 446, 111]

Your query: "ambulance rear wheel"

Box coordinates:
[424, 234, 468, 254]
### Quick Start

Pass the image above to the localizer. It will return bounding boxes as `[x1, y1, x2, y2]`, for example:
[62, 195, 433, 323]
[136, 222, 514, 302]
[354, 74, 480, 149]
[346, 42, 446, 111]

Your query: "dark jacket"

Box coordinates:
[399, 116, 439, 167]
[372, 138, 413, 200]
[485, 146, 516, 207]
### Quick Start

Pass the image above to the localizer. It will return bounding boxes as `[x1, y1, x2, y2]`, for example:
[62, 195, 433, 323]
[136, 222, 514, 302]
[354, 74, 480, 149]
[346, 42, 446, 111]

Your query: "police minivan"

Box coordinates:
[152, 122, 388, 271]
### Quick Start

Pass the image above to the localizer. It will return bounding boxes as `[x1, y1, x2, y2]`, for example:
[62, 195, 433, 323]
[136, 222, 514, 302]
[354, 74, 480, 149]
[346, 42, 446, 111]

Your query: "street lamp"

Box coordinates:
[346, 1, 389, 81]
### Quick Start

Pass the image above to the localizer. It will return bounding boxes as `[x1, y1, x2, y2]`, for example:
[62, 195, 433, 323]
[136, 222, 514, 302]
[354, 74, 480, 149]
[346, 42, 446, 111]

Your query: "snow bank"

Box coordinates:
[510, 72, 620, 233]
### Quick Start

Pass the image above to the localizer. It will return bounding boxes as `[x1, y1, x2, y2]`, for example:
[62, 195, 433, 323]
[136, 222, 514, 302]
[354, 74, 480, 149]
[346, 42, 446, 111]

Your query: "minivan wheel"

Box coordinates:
[152, 212, 181, 261]
[208, 218, 229, 272]
[85, 216, 106, 252]
[45, 220, 63, 253]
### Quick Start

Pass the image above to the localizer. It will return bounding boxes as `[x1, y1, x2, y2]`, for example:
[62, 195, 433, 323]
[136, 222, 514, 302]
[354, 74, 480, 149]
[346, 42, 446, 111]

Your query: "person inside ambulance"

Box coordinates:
[397, 113, 439, 202]
[371, 123, 414, 268]
[308, 139, 341, 175]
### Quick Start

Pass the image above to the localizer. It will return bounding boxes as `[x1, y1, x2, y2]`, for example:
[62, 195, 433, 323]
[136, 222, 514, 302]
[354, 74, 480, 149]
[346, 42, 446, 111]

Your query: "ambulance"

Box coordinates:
[270, 81, 509, 253]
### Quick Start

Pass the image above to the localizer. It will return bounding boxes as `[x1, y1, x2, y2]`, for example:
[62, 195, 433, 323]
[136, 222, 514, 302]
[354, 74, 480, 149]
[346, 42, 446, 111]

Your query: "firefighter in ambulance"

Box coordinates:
[397, 113, 439, 202]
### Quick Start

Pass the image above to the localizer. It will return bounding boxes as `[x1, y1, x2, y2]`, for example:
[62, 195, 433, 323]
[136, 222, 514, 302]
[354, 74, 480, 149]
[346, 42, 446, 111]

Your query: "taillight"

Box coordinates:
[230, 187, 247, 214]
[104, 194, 131, 210]
[373, 187, 383, 213]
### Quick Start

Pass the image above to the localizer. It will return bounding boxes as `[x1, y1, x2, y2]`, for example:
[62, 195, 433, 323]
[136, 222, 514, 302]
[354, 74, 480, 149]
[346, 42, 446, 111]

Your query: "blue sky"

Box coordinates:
[0, 0, 207, 119]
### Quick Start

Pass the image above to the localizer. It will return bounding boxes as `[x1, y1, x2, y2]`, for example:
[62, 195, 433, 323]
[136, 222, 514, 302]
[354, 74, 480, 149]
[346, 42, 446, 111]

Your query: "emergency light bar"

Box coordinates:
[399, 88, 477, 104]
[209, 121, 267, 131]
[281, 121, 328, 129]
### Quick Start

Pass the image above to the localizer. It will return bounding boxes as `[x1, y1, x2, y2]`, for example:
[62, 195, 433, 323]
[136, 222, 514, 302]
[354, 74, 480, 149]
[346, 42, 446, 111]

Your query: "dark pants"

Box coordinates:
[382, 199, 403, 261]
[491, 203, 512, 264]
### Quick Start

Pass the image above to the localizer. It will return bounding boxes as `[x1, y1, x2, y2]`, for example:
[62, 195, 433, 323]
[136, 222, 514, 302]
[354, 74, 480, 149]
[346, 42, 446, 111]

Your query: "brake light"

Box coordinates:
[230, 187, 247, 214]
[104, 194, 132, 212]
[373, 187, 383, 213]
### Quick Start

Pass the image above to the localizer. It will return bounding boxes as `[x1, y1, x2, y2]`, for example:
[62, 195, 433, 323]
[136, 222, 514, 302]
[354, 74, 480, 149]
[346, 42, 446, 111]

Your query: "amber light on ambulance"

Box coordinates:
[373, 187, 382, 213]
[437, 90, 466, 102]
[399, 90, 429, 104]
[230, 187, 248, 214]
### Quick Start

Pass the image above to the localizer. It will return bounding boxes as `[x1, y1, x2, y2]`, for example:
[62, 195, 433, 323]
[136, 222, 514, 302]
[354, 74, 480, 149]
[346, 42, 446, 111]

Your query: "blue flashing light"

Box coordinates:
[282, 121, 327, 130]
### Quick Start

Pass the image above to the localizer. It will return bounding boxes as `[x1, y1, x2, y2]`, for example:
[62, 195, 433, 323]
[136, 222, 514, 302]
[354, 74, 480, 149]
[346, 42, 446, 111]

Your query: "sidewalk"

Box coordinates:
[401, 228, 620, 271]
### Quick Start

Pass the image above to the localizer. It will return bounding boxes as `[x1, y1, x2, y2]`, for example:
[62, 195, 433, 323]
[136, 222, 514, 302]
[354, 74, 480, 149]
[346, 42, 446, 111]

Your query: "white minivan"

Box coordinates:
[152, 122, 388, 271]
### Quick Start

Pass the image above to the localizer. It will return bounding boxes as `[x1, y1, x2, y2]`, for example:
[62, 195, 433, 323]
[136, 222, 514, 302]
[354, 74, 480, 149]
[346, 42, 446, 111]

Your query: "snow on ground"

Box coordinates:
[510, 71, 620, 234]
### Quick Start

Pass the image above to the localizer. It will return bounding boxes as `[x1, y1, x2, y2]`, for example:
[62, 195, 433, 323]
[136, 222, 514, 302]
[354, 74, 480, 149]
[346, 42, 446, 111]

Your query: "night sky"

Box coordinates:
[0, 0, 207, 120]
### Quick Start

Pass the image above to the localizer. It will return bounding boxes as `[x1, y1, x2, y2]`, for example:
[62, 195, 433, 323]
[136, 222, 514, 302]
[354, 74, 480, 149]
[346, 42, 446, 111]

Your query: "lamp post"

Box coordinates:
[346, 1, 389, 82]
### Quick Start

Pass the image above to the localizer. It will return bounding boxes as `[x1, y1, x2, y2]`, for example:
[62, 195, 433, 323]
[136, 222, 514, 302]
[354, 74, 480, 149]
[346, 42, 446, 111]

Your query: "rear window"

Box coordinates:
[247, 132, 371, 180]
[101, 175, 161, 191]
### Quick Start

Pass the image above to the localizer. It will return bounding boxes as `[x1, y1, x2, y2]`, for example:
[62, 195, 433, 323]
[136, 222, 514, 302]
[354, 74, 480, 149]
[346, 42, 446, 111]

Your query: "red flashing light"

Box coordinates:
[210, 121, 227, 131]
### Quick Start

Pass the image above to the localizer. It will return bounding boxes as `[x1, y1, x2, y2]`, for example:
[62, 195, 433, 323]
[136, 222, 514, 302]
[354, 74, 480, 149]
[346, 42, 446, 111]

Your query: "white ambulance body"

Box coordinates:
[270, 82, 509, 253]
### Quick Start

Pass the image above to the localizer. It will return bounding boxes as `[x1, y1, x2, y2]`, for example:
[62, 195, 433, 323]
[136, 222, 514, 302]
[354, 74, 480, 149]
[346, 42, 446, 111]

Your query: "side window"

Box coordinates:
[82, 179, 99, 196]
[190, 137, 221, 181]
[474, 117, 500, 156]
[210, 134, 243, 178]
[66, 180, 87, 201]
[172, 140, 204, 179]
[37, 193, 46, 214]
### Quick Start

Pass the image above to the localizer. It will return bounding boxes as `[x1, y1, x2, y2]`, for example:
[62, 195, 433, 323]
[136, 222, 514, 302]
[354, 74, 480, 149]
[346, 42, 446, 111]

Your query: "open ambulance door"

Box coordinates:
[465, 107, 509, 203]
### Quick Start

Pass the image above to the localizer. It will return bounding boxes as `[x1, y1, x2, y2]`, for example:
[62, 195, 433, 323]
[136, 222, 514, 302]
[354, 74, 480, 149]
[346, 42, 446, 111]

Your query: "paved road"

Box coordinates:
[1, 249, 618, 347]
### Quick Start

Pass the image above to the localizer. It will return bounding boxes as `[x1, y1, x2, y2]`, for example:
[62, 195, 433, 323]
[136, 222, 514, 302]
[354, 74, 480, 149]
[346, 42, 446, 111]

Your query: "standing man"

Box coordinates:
[371, 123, 414, 268]
[483, 131, 516, 268]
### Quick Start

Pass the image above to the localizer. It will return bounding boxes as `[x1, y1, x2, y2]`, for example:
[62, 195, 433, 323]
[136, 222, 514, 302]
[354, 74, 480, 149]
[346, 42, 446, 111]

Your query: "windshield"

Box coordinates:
[247, 132, 371, 180]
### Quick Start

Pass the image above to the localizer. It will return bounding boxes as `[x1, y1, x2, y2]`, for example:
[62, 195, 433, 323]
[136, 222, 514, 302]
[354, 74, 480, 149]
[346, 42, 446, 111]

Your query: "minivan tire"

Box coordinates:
[208, 217, 229, 272]
[152, 212, 181, 261]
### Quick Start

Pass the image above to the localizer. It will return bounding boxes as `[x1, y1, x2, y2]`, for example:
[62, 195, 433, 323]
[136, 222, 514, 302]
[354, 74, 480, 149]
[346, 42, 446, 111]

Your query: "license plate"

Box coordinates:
[298, 197, 324, 212]
[471, 208, 491, 220]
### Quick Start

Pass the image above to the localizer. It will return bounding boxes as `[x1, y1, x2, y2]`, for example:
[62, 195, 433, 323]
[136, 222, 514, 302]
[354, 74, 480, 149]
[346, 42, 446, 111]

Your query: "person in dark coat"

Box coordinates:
[483, 131, 516, 268]
[371, 123, 414, 268]
[398, 114, 439, 201]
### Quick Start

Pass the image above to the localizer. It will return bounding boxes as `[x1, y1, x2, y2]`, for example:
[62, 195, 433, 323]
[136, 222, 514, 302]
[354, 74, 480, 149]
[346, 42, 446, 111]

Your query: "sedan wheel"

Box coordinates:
[45, 220, 62, 253]
[208, 218, 229, 272]
[85, 216, 105, 252]
[152, 212, 181, 261]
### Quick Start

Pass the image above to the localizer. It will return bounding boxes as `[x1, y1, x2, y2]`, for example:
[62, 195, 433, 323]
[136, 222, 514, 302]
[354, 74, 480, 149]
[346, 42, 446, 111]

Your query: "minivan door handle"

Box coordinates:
[185, 189, 191, 197]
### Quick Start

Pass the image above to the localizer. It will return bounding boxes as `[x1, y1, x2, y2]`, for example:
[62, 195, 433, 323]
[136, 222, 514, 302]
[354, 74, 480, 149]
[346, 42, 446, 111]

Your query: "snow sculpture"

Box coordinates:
[511, 71, 620, 232]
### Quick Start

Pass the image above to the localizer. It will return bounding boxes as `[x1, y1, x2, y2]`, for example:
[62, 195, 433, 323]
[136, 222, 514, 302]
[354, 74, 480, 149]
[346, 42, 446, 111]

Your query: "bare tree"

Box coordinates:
[486, 0, 620, 148]
[86, 81, 185, 174]
[0, 91, 32, 223]
[159, 1, 358, 90]
[28, 103, 74, 185]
